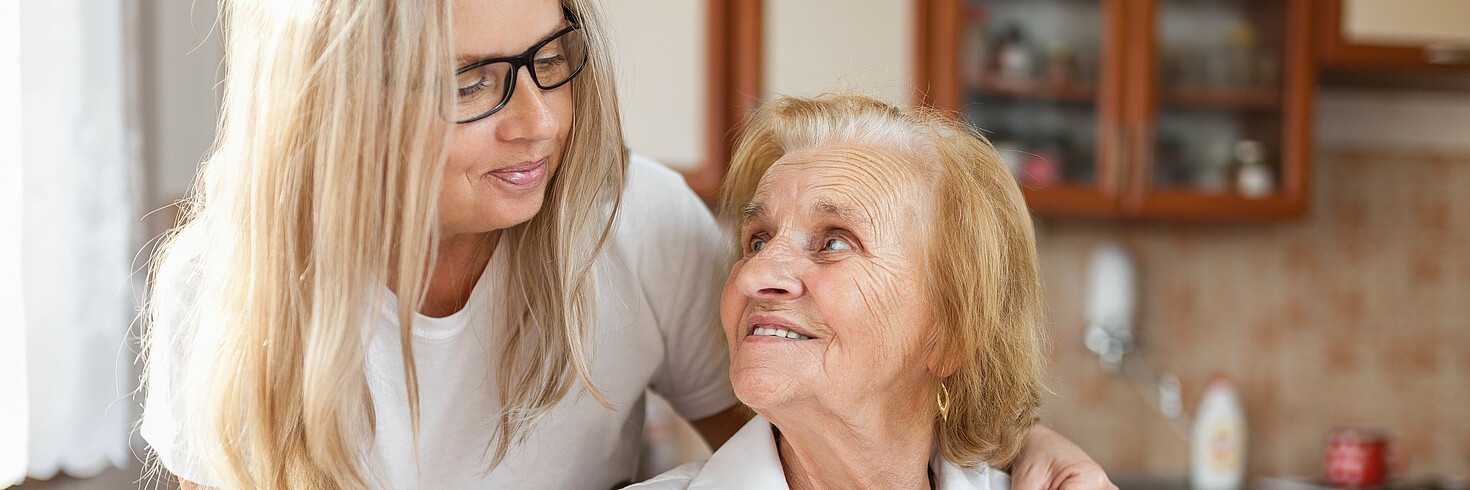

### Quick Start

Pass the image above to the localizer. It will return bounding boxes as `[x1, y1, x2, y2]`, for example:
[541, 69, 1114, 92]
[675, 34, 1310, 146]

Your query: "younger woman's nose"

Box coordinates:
[495, 67, 560, 143]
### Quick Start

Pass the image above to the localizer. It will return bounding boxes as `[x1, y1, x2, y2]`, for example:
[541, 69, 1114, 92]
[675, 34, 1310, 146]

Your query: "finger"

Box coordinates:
[1007, 462, 1050, 490]
[1055, 469, 1115, 490]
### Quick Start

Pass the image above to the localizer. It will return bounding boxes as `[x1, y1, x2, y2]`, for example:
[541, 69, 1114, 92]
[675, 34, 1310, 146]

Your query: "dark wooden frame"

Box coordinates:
[917, 0, 1317, 221]
[680, 0, 763, 204]
[1128, 0, 1317, 221]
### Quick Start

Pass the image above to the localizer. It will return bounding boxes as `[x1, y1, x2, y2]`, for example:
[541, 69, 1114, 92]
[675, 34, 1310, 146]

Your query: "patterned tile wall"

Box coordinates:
[1034, 147, 1470, 480]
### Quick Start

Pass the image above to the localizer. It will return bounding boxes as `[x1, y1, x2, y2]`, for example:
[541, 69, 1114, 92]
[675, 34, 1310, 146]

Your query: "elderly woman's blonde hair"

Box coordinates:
[717, 93, 1045, 468]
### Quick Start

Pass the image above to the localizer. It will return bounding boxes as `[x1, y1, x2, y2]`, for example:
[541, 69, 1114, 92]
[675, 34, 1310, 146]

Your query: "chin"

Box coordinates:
[730, 365, 803, 410]
[502, 199, 546, 227]
[477, 193, 547, 231]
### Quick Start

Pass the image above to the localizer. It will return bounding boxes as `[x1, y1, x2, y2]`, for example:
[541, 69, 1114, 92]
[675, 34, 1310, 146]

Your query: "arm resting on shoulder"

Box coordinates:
[1009, 425, 1117, 490]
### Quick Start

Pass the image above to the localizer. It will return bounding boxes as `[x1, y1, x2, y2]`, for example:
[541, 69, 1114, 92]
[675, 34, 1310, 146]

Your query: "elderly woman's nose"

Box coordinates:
[736, 240, 806, 300]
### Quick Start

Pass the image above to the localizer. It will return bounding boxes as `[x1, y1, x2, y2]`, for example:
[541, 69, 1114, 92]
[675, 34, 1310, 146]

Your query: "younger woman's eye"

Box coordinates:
[534, 54, 568, 69]
[458, 72, 494, 98]
[458, 81, 485, 98]
[821, 237, 853, 251]
[456, 64, 504, 100]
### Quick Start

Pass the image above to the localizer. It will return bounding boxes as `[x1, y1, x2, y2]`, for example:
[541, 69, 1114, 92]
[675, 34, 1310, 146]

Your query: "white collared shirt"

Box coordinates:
[630, 415, 1011, 490]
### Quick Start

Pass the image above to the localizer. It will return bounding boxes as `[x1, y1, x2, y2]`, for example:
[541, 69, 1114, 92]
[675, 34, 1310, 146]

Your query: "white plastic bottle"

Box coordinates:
[1189, 375, 1247, 490]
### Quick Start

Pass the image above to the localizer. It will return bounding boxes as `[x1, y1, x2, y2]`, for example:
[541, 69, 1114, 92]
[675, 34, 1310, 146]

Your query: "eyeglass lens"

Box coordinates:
[455, 27, 586, 123]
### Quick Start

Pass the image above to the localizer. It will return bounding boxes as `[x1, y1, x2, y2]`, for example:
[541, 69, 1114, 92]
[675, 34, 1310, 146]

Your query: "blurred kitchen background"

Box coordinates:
[3, 0, 1467, 488]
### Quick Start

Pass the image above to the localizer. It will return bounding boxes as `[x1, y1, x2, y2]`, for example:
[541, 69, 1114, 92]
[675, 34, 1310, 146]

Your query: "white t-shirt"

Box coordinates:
[142, 155, 738, 489]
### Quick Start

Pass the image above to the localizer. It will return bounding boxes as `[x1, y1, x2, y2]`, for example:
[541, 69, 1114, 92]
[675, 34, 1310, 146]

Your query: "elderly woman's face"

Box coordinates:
[721, 144, 941, 414]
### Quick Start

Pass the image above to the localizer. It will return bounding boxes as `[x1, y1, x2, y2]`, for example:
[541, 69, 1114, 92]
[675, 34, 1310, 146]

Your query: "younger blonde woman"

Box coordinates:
[141, 0, 1112, 488]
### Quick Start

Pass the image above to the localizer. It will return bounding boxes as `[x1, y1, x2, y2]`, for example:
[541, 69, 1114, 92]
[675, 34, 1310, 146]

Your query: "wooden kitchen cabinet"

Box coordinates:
[917, 0, 1318, 221]
[1315, 0, 1470, 70]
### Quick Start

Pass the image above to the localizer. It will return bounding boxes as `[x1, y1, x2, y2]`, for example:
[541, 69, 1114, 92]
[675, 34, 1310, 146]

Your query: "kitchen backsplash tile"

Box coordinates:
[1034, 145, 1470, 479]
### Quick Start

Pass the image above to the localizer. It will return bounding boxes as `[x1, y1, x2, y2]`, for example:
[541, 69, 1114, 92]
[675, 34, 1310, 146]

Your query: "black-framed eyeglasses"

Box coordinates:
[454, 19, 587, 124]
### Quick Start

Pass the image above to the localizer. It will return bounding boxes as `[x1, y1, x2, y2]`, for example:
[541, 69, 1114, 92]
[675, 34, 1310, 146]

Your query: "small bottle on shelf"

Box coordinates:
[1223, 23, 1260, 90]
[1234, 140, 1275, 199]
[991, 24, 1033, 81]
[1046, 41, 1075, 84]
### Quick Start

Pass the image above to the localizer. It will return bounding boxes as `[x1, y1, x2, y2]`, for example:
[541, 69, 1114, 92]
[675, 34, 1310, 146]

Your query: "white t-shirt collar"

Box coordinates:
[378, 235, 506, 341]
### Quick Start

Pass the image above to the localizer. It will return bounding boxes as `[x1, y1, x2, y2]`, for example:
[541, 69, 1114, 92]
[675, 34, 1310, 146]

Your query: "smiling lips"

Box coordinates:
[745, 314, 819, 341]
[751, 326, 813, 340]
[487, 158, 548, 188]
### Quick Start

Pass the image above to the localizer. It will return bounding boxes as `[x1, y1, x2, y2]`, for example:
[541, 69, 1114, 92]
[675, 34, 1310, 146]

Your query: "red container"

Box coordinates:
[1323, 428, 1390, 488]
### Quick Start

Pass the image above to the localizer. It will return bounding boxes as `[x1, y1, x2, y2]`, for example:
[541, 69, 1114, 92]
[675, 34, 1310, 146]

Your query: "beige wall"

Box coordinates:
[763, 0, 914, 107]
[604, 0, 708, 170]
[139, 0, 221, 213]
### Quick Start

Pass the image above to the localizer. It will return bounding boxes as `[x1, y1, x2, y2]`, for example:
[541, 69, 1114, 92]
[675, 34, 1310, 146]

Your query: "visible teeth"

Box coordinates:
[751, 326, 811, 340]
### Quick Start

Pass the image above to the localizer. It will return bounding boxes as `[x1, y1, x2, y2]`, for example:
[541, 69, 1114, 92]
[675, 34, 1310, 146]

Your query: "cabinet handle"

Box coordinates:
[1426, 44, 1470, 65]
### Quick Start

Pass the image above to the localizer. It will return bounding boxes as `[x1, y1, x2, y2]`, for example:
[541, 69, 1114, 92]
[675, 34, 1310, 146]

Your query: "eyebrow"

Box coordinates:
[741, 202, 767, 224]
[812, 199, 869, 226]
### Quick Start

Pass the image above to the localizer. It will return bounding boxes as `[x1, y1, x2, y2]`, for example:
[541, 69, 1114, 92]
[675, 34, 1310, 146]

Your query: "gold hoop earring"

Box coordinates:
[937, 381, 951, 422]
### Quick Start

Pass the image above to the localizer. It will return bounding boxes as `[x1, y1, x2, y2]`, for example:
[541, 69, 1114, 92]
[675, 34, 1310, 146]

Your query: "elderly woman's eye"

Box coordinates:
[749, 238, 767, 252]
[822, 237, 853, 251]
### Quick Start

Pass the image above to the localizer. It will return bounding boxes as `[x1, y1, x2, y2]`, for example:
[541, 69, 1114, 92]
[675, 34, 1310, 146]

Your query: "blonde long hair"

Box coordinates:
[718, 93, 1043, 468]
[145, 0, 626, 487]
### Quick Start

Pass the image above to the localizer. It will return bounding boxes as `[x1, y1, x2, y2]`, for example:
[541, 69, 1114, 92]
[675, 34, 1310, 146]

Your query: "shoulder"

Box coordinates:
[625, 152, 694, 196]
[154, 225, 208, 294]
[617, 152, 709, 222]
[149, 224, 212, 341]
[602, 153, 726, 276]
[623, 462, 704, 490]
[141, 224, 222, 486]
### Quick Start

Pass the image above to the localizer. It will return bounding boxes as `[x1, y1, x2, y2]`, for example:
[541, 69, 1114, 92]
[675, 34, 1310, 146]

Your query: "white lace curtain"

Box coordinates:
[2, 0, 141, 485]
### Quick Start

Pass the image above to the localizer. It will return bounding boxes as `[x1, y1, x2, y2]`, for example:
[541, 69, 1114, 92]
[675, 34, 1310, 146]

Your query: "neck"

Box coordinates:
[768, 397, 936, 490]
[417, 229, 501, 317]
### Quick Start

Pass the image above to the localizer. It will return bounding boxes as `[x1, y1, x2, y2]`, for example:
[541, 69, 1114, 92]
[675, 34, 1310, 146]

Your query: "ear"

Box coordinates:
[925, 332, 960, 378]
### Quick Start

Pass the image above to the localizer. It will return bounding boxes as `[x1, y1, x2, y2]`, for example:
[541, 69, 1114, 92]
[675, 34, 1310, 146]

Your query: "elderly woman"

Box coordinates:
[632, 93, 1052, 490]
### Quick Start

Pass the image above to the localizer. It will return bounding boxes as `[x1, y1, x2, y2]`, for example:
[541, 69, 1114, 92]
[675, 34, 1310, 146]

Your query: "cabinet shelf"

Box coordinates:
[969, 77, 1098, 103]
[1161, 87, 1282, 111]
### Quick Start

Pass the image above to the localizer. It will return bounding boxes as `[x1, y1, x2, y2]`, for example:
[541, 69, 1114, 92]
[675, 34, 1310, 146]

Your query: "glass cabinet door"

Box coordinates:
[1136, 0, 1310, 219]
[959, 0, 1122, 215]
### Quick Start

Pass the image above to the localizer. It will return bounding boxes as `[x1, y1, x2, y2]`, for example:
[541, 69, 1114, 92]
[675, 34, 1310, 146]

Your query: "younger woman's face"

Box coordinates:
[442, 0, 573, 236]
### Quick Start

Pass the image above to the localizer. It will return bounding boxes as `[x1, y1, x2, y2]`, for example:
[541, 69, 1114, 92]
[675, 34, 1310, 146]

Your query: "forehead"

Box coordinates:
[453, 0, 563, 63]
[753, 143, 936, 222]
